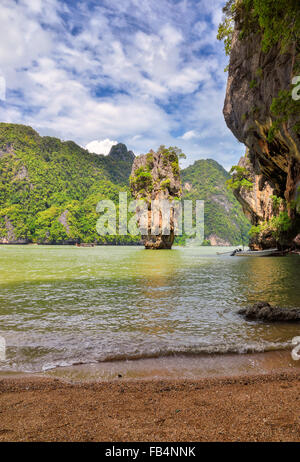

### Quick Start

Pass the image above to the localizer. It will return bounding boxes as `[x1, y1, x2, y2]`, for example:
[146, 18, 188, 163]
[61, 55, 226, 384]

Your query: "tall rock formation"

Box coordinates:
[222, 1, 300, 249]
[130, 146, 182, 249]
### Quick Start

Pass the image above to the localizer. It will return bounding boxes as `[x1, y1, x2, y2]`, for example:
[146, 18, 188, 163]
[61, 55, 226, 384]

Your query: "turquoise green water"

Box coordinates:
[0, 245, 299, 373]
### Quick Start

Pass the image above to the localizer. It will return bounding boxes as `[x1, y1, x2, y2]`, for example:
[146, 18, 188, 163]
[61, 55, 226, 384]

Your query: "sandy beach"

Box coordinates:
[0, 369, 299, 442]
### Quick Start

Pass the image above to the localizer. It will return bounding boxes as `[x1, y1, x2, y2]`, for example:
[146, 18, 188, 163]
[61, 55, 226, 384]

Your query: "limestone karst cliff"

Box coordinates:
[222, 1, 300, 249]
[130, 146, 182, 249]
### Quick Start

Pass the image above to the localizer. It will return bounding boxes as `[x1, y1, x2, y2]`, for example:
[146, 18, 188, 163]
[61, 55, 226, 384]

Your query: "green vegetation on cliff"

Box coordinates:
[226, 165, 253, 191]
[130, 146, 184, 200]
[249, 211, 292, 242]
[218, 0, 300, 56]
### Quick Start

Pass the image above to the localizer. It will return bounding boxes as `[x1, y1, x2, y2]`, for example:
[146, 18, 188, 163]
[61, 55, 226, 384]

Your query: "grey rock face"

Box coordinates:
[130, 148, 182, 249]
[224, 26, 300, 249]
[58, 210, 70, 234]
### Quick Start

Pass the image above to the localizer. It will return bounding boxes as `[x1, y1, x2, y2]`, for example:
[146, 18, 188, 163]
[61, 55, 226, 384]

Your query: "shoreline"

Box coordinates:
[0, 370, 299, 441]
[0, 351, 300, 441]
[1, 350, 300, 382]
[31, 350, 300, 381]
[1, 243, 299, 256]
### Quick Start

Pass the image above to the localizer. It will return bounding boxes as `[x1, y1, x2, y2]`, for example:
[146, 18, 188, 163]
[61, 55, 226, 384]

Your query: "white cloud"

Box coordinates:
[182, 130, 197, 140]
[0, 1, 52, 83]
[0, 76, 6, 101]
[86, 139, 118, 155]
[0, 0, 243, 168]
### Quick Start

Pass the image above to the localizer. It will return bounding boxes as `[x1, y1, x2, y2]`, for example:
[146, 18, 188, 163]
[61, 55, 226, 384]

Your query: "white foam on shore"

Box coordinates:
[41, 350, 300, 382]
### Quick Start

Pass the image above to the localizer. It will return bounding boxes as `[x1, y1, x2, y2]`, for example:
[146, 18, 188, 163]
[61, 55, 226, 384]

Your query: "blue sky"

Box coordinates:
[0, 0, 244, 168]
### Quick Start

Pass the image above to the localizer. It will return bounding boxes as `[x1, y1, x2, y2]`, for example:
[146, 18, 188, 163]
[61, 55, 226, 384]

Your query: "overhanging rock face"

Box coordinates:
[223, 25, 300, 249]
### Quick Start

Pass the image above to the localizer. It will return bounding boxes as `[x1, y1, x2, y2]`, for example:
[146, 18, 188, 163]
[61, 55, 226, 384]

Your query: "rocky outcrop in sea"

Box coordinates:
[238, 302, 300, 322]
[130, 147, 182, 249]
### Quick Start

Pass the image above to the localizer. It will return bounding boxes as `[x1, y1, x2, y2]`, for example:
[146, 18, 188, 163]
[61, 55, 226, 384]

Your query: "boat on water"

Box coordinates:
[216, 249, 241, 255]
[232, 248, 284, 257]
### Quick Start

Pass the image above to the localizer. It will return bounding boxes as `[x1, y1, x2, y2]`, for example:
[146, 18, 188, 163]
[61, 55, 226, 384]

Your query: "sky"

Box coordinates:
[0, 0, 244, 169]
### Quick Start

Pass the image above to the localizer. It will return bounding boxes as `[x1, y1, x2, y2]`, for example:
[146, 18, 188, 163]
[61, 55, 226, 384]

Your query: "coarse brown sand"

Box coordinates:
[0, 371, 299, 442]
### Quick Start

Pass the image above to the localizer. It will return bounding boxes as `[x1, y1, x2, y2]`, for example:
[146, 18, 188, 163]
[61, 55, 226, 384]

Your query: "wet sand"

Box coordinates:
[43, 350, 300, 382]
[0, 352, 300, 442]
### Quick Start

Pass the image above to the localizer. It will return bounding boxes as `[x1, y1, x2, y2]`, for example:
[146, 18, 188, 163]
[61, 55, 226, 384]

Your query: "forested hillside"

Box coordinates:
[180, 159, 250, 245]
[0, 123, 137, 244]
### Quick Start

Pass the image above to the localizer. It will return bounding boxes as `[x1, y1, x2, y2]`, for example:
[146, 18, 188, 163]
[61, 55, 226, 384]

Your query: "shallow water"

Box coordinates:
[41, 351, 300, 381]
[0, 245, 299, 373]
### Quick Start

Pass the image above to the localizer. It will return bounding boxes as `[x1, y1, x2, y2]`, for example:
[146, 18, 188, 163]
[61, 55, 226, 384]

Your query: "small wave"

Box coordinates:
[96, 341, 292, 362]
[38, 340, 293, 372]
[1, 340, 294, 374]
